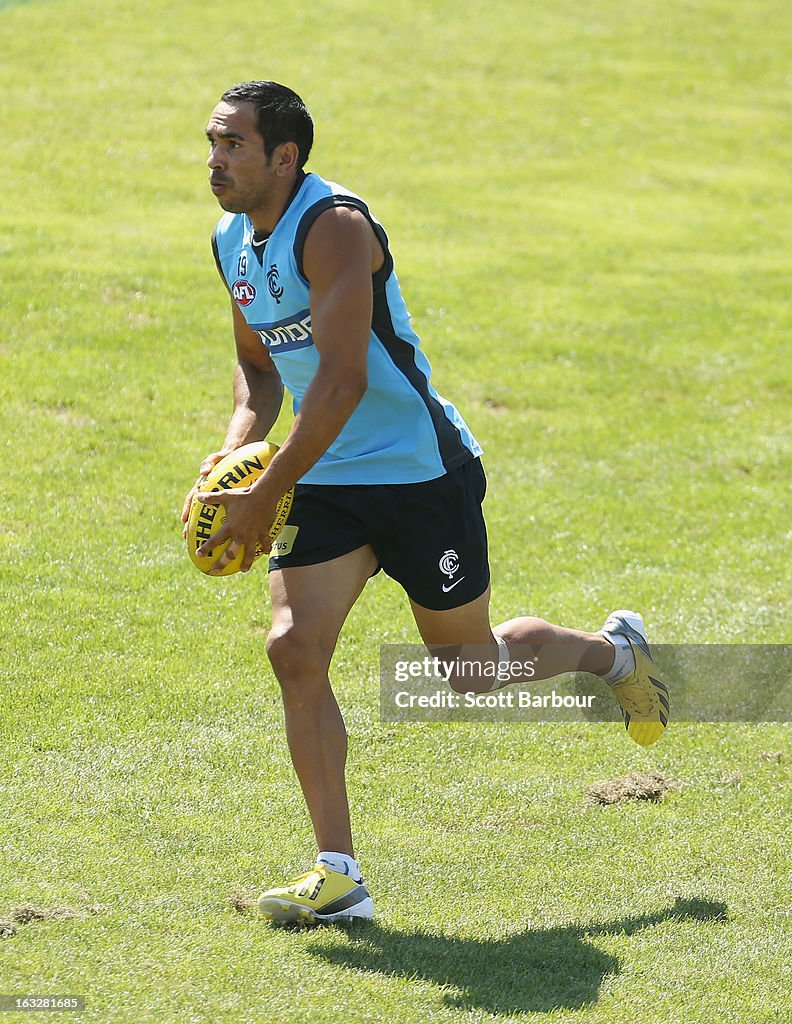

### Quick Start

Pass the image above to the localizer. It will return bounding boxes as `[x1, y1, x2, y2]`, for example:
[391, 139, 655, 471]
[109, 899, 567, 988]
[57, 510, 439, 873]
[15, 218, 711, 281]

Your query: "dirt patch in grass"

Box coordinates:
[0, 902, 103, 938]
[228, 891, 258, 913]
[586, 770, 675, 805]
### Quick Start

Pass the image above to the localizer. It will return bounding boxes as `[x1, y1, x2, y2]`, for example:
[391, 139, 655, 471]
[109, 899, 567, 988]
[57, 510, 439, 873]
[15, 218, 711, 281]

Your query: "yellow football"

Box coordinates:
[186, 441, 293, 576]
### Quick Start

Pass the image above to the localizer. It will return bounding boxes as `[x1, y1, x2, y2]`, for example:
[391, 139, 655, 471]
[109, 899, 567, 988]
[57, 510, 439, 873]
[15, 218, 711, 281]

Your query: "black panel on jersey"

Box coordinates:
[292, 192, 473, 474]
[250, 231, 271, 266]
[371, 288, 474, 474]
[292, 196, 394, 288]
[211, 226, 223, 278]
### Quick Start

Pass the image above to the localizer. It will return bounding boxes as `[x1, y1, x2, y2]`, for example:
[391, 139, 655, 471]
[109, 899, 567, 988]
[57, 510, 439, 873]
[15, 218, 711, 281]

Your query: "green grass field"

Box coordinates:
[1, 0, 790, 1021]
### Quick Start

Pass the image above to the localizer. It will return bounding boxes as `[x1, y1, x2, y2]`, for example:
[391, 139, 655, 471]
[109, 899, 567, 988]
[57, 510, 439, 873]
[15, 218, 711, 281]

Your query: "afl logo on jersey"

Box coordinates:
[232, 280, 256, 307]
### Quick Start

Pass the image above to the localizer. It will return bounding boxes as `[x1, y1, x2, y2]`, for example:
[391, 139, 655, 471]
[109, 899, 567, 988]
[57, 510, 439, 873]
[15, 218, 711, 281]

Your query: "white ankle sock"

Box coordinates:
[317, 851, 362, 880]
[602, 634, 636, 683]
[488, 635, 511, 691]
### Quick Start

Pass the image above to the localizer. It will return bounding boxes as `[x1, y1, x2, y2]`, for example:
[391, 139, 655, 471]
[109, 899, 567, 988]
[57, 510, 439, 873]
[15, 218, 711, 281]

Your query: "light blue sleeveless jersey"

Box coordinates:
[212, 172, 482, 485]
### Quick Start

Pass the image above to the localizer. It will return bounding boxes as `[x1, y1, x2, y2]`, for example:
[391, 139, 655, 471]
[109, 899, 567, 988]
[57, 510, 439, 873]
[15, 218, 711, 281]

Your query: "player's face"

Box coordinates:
[205, 101, 276, 215]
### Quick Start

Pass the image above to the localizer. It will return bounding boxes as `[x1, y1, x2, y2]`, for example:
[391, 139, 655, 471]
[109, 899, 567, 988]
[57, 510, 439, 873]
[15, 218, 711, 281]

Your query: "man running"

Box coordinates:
[182, 80, 669, 925]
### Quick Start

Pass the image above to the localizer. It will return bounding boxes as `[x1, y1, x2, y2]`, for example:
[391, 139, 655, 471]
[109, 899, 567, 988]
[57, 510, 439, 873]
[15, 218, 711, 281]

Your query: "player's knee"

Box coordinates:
[265, 626, 329, 689]
[525, 617, 553, 640]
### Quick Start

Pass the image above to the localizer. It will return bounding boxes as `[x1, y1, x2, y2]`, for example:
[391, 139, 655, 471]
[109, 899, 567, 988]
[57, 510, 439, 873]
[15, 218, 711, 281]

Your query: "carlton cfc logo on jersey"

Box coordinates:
[232, 280, 256, 307]
[267, 264, 284, 304]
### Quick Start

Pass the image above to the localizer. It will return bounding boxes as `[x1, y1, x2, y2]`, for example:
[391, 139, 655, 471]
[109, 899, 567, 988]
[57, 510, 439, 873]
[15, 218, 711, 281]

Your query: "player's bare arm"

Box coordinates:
[181, 284, 283, 531]
[195, 205, 383, 569]
[262, 204, 383, 490]
[222, 295, 285, 449]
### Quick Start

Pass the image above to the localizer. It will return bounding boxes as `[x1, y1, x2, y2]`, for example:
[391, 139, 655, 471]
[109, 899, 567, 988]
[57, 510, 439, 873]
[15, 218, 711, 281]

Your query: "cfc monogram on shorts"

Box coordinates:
[439, 549, 466, 593]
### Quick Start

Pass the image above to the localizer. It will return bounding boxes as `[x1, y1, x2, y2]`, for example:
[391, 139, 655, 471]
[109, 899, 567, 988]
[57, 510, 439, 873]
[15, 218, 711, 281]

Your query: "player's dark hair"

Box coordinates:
[220, 81, 313, 169]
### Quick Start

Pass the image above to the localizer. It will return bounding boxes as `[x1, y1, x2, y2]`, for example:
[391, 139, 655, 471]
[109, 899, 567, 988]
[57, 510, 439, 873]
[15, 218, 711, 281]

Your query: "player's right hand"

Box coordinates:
[181, 450, 228, 537]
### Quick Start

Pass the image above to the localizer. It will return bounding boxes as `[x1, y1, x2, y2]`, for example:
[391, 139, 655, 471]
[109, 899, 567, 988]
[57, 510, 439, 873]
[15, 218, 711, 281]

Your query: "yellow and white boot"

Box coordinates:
[258, 863, 374, 925]
[601, 609, 670, 746]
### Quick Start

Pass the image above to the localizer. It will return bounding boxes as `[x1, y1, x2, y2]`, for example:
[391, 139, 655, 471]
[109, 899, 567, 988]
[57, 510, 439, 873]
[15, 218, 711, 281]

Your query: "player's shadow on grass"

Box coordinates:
[309, 897, 727, 1015]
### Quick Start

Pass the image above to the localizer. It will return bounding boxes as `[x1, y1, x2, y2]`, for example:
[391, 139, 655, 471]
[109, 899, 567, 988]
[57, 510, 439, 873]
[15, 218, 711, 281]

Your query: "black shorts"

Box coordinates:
[268, 457, 490, 611]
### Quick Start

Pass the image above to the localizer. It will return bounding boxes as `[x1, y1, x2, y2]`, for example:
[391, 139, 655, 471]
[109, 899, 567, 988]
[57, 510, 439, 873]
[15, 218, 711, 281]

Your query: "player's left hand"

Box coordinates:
[180, 450, 230, 538]
[194, 484, 280, 574]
